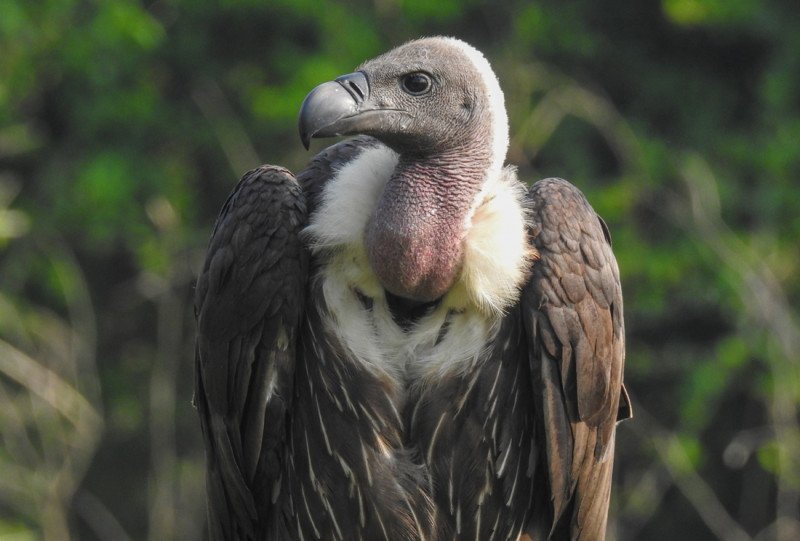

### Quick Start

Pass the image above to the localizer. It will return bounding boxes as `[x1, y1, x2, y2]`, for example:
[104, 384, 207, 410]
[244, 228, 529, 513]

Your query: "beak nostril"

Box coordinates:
[335, 72, 369, 104]
[348, 81, 365, 100]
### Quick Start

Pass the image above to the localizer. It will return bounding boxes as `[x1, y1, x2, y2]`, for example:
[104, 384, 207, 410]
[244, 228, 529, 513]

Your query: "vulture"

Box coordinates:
[194, 37, 631, 541]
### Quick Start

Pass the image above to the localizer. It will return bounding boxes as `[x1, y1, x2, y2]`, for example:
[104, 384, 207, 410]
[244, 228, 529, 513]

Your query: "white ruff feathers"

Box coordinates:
[304, 145, 399, 253]
[304, 148, 530, 317]
[459, 166, 531, 314]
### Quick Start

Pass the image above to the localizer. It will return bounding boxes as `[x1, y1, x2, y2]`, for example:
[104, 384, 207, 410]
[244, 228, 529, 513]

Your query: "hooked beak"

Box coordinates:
[298, 71, 407, 149]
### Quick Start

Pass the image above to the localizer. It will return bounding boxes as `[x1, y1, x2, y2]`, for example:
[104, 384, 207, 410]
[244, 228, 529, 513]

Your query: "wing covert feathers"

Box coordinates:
[522, 177, 629, 540]
[194, 166, 307, 540]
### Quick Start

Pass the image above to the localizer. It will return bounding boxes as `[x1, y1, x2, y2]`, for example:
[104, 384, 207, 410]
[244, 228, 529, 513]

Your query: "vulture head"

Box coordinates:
[299, 37, 511, 303]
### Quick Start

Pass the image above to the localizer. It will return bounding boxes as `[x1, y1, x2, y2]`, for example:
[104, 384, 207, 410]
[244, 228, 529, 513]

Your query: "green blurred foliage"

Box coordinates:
[0, 0, 798, 540]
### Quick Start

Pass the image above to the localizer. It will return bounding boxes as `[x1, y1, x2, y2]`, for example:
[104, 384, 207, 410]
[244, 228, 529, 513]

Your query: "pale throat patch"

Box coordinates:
[303, 143, 530, 379]
[304, 143, 531, 316]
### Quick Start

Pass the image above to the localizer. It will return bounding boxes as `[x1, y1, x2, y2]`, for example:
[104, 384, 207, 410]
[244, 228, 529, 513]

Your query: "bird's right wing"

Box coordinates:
[194, 165, 307, 540]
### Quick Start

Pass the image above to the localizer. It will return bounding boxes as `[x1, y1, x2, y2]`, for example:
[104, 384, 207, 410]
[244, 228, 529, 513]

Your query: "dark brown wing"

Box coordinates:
[194, 166, 307, 540]
[521, 178, 631, 540]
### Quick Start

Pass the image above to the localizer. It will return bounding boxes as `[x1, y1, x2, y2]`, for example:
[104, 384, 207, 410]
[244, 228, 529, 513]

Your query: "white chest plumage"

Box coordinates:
[304, 144, 531, 384]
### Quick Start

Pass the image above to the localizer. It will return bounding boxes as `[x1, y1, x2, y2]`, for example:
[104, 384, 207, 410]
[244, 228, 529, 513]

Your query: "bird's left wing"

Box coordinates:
[194, 166, 307, 540]
[521, 178, 631, 540]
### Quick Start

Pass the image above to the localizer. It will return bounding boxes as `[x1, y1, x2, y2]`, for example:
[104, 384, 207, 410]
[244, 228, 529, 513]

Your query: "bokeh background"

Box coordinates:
[1, 0, 798, 539]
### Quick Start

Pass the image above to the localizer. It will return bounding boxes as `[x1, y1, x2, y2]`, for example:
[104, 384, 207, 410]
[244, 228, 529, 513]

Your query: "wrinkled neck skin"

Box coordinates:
[365, 140, 493, 302]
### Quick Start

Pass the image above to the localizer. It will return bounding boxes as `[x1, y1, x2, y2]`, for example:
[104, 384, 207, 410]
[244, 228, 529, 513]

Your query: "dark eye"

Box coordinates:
[401, 72, 432, 95]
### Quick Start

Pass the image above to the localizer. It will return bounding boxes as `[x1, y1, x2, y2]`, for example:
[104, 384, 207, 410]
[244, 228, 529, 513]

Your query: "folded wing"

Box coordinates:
[522, 178, 631, 540]
[194, 166, 307, 540]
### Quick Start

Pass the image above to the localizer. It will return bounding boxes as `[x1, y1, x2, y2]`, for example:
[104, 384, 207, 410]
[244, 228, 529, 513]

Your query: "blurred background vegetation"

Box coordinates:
[1, 0, 798, 539]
